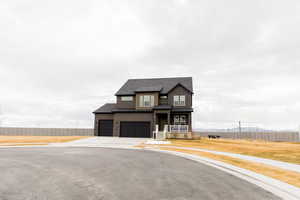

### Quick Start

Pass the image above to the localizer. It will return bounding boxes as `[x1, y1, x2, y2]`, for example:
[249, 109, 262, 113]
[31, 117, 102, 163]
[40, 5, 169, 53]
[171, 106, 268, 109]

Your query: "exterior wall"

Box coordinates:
[94, 114, 114, 136]
[159, 98, 168, 105]
[116, 96, 136, 109]
[113, 113, 154, 137]
[168, 85, 192, 108]
[135, 92, 159, 109]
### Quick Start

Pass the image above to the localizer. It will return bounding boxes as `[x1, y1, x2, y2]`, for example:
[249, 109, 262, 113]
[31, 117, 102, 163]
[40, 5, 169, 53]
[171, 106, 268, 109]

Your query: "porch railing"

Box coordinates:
[169, 125, 189, 133]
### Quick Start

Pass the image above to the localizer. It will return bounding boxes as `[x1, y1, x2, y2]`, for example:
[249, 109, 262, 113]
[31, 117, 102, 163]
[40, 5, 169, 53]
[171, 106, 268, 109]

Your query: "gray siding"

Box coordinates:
[113, 113, 154, 137]
[136, 92, 159, 109]
[94, 114, 114, 136]
[168, 85, 192, 108]
[116, 96, 136, 109]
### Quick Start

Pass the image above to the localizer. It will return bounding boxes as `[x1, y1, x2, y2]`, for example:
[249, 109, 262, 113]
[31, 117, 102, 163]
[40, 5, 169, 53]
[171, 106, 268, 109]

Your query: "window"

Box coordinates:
[174, 115, 187, 125]
[121, 96, 133, 101]
[173, 95, 185, 106]
[160, 95, 168, 99]
[139, 95, 154, 107]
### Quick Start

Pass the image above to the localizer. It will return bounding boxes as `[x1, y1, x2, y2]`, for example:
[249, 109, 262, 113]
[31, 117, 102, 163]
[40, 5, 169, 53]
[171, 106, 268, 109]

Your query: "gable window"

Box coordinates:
[173, 95, 185, 106]
[139, 95, 154, 107]
[121, 96, 133, 101]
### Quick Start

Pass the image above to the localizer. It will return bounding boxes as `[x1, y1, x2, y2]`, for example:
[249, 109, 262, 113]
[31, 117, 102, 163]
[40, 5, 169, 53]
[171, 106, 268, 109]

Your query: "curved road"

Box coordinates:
[0, 148, 280, 200]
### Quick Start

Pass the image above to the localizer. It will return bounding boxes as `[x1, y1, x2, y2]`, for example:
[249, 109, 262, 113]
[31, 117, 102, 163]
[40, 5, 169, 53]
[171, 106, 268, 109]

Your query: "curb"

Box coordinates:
[146, 148, 300, 200]
[163, 146, 300, 174]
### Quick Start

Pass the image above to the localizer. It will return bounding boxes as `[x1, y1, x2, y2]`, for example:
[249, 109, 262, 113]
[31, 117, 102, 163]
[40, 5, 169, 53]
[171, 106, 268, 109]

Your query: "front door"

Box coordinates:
[157, 114, 168, 131]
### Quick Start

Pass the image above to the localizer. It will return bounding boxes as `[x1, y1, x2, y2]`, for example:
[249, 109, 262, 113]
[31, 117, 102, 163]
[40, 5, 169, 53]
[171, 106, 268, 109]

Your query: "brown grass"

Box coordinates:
[0, 136, 90, 144]
[160, 147, 300, 188]
[165, 138, 300, 164]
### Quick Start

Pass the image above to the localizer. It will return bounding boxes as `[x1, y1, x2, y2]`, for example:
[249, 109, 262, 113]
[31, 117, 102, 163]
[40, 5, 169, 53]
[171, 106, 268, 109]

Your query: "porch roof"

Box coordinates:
[172, 108, 194, 112]
[153, 105, 172, 110]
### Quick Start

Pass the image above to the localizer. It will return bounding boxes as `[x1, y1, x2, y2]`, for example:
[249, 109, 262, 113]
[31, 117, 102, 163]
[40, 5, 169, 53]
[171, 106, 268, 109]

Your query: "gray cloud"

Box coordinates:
[0, 0, 300, 130]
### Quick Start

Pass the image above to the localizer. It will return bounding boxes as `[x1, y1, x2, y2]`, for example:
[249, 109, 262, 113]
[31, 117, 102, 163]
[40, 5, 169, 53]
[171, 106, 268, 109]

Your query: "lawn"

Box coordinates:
[160, 147, 300, 188]
[166, 138, 300, 164]
[0, 136, 90, 145]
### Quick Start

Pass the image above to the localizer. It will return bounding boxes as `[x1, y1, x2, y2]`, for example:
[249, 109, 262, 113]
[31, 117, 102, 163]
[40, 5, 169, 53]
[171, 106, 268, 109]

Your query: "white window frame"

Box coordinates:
[174, 115, 187, 125]
[173, 95, 186, 106]
[139, 95, 154, 107]
[174, 115, 188, 125]
[121, 96, 133, 101]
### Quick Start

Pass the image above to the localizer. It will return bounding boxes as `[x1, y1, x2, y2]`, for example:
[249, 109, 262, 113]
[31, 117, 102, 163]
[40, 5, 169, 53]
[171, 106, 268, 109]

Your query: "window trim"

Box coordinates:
[121, 96, 133, 101]
[139, 95, 155, 107]
[174, 115, 187, 125]
[173, 95, 186, 106]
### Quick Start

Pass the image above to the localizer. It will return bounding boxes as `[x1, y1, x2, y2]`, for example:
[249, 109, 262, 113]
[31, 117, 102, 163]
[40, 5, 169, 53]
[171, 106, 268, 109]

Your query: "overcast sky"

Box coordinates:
[1, 0, 300, 130]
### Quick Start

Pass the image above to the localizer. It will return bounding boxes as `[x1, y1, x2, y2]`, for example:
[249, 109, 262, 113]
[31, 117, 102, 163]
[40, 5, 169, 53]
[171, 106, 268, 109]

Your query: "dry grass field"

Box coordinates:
[160, 147, 300, 188]
[0, 136, 90, 145]
[166, 138, 300, 164]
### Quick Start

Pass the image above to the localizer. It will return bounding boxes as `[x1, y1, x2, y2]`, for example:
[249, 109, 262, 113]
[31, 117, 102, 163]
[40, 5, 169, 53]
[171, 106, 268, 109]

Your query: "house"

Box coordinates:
[93, 77, 193, 138]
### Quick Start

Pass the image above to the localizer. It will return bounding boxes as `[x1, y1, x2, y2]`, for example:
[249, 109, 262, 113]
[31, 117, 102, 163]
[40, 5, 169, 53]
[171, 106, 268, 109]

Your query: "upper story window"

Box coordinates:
[121, 96, 133, 101]
[173, 95, 185, 106]
[139, 95, 154, 107]
[160, 95, 168, 99]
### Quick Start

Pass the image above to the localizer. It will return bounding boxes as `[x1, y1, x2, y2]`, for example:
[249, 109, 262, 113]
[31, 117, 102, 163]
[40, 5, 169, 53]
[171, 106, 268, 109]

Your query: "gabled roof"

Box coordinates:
[115, 77, 193, 96]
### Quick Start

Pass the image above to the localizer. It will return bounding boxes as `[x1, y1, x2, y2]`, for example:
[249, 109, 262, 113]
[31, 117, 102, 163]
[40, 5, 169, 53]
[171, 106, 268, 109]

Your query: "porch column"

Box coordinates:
[153, 111, 157, 127]
[188, 113, 192, 132]
[167, 112, 170, 125]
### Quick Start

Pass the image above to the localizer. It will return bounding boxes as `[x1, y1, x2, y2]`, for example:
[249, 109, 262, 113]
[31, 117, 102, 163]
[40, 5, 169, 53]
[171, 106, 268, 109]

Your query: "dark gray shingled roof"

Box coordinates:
[93, 103, 153, 114]
[93, 103, 193, 114]
[115, 77, 193, 96]
[93, 103, 116, 114]
[135, 86, 162, 92]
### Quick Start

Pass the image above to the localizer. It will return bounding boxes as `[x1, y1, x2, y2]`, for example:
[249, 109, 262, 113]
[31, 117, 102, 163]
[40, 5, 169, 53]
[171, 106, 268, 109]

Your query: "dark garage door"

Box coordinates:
[98, 120, 113, 136]
[120, 122, 151, 138]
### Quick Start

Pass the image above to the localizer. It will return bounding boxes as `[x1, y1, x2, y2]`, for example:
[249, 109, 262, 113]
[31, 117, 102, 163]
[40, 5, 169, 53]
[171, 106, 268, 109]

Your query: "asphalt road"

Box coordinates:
[0, 147, 280, 200]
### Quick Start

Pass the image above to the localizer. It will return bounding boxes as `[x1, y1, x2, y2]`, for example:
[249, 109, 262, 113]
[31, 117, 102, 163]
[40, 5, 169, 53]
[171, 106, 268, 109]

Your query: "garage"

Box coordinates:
[120, 122, 151, 138]
[98, 120, 113, 136]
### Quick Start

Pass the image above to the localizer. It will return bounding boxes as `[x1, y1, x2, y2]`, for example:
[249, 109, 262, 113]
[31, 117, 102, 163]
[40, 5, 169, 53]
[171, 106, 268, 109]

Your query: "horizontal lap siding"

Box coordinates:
[113, 113, 154, 137]
[94, 114, 114, 136]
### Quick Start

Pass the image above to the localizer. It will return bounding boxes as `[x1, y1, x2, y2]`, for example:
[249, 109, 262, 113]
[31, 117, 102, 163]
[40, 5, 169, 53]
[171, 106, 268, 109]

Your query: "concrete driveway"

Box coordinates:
[51, 136, 149, 148]
[0, 147, 279, 200]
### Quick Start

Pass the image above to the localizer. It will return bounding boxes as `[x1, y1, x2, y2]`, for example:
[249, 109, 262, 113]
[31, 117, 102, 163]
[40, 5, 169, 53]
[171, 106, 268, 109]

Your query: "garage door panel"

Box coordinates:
[98, 120, 113, 136]
[120, 122, 150, 138]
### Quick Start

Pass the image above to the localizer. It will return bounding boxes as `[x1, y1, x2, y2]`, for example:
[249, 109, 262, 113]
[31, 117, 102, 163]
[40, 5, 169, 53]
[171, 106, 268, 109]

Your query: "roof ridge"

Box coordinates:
[128, 76, 192, 81]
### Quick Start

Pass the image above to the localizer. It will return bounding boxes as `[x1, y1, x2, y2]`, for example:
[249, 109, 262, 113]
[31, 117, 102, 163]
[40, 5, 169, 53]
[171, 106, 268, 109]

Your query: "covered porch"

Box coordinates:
[153, 109, 192, 136]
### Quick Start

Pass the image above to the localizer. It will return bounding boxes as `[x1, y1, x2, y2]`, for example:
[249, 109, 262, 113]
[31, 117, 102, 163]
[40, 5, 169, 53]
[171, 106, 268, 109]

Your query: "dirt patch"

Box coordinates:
[160, 147, 300, 188]
[0, 136, 91, 144]
[165, 138, 300, 164]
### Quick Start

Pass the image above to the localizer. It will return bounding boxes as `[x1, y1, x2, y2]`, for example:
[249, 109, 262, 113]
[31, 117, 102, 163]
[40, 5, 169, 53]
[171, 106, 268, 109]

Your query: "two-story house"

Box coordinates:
[93, 77, 193, 138]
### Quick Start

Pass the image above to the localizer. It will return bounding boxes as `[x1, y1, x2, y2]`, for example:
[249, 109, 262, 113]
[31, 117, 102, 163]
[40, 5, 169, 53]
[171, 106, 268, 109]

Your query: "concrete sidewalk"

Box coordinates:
[148, 148, 300, 200]
[50, 136, 149, 149]
[162, 146, 300, 173]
